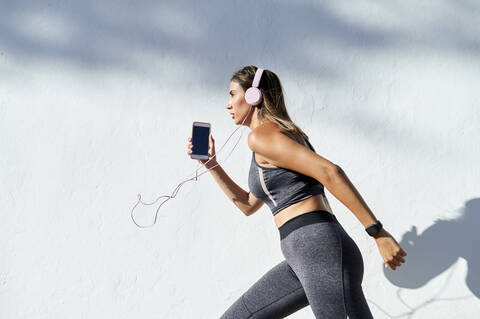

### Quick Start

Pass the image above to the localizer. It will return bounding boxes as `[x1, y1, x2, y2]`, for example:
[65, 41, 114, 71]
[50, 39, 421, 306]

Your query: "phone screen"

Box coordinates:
[192, 123, 210, 158]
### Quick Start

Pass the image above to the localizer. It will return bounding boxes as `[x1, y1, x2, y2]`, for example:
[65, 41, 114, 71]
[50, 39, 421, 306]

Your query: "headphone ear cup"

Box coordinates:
[245, 87, 263, 105]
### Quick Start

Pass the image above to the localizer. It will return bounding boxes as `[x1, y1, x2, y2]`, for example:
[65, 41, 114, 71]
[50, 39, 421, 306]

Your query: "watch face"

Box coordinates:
[366, 225, 380, 236]
[366, 220, 382, 236]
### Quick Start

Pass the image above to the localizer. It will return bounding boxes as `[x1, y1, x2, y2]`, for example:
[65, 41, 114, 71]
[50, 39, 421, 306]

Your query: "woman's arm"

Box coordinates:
[325, 165, 379, 228]
[205, 161, 252, 216]
[188, 135, 252, 216]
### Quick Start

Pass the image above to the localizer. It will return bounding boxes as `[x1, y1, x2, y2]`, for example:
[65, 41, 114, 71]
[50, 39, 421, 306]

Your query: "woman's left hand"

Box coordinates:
[373, 228, 407, 270]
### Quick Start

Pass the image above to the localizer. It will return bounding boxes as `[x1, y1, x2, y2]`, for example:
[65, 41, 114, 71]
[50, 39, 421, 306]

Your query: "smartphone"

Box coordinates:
[190, 121, 211, 160]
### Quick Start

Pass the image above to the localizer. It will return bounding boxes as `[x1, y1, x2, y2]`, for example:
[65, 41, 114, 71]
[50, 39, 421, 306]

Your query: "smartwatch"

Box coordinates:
[365, 220, 383, 237]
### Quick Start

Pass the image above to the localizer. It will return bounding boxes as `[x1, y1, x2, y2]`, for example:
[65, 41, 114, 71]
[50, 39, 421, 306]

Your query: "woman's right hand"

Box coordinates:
[187, 135, 218, 169]
[374, 228, 407, 270]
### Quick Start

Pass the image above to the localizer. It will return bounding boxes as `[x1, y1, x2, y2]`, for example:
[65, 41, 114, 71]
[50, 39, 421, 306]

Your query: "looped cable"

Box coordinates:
[131, 105, 254, 228]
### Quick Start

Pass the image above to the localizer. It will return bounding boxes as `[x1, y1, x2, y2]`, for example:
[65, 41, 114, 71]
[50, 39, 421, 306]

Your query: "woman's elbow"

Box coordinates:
[325, 164, 344, 184]
[334, 164, 345, 175]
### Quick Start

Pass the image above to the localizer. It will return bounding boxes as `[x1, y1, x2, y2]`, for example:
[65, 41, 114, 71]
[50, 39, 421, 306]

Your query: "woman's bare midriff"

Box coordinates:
[273, 193, 333, 228]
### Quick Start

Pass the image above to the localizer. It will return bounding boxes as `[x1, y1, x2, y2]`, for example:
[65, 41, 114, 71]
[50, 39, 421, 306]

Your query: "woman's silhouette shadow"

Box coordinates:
[384, 197, 480, 297]
[366, 198, 479, 318]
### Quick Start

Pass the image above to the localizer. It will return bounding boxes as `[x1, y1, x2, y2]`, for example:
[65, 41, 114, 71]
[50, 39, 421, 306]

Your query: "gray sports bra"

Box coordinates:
[248, 137, 325, 216]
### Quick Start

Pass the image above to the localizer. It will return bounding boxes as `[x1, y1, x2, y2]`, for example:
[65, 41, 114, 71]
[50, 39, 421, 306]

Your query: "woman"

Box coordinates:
[187, 65, 407, 318]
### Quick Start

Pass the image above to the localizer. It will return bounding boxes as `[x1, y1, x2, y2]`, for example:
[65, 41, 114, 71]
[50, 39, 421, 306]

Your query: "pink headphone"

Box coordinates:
[245, 68, 264, 106]
[131, 67, 265, 228]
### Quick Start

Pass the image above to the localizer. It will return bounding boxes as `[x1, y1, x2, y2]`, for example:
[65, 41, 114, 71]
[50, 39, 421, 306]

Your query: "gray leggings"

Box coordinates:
[219, 210, 374, 318]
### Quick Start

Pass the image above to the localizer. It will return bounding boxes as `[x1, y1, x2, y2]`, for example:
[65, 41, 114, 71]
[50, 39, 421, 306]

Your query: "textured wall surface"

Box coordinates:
[1, 1, 479, 318]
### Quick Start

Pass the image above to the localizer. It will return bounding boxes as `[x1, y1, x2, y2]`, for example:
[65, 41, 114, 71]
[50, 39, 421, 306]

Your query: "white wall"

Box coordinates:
[1, 1, 479, 318]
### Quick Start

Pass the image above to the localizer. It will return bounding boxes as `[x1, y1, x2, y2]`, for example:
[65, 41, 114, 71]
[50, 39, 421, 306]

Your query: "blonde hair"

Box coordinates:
[230, 65, 310, 145]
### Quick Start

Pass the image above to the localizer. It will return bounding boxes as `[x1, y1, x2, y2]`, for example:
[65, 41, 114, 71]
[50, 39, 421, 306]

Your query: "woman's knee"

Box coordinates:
[221, 260, 308, 318]
[219, 294, 251, 319]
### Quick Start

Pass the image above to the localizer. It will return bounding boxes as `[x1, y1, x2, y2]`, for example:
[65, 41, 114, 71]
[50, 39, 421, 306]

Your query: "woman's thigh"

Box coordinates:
[281, 222, 373, 319]
[219, 259, 309, 319]
[281, 222, 346, 318]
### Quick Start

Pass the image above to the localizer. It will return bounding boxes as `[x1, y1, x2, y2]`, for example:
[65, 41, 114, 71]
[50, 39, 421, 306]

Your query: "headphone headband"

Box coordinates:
[252, 68, 264, 88]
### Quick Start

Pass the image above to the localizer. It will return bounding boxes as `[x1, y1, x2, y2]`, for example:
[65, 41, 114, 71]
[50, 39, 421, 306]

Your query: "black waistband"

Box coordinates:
[278, 210, 338, 240]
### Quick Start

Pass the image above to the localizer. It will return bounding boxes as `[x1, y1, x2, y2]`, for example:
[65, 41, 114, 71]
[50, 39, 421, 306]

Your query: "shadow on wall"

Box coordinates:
[2, 1, 479, 154]
[368, 197, 480, 318]
[1, 0, 479, 84]
[2, 1, 479, 155]
[0, 0, 393, 79]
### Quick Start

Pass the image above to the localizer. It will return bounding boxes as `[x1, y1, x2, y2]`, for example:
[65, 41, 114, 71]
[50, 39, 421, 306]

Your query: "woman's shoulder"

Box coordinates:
[249, 121, 282, 144]
[249, 121, 307, 148]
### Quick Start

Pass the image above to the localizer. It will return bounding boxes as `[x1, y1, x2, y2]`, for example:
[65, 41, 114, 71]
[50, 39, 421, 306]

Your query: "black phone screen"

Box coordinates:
[192, 125, 210, 156]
